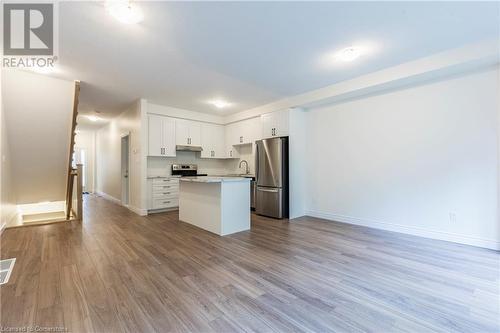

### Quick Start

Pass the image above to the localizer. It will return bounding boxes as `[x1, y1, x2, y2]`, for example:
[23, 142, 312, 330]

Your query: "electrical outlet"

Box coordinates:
[449, 212, 457, 224]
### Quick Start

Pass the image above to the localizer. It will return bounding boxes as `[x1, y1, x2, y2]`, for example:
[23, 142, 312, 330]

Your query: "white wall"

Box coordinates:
[305, 66, 499, 249]
[0, 71, 17, 230]
[2, 70, 74, 204]
[96, 100, 146, 214]
[75, 130, 96, 193]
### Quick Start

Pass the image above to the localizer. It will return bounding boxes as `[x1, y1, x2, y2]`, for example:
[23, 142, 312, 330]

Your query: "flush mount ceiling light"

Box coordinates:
[86, 115, 101, 122]
[105, 0, 144, 24]
[336, 47, 361, 62]
[210, 100, 231, 109]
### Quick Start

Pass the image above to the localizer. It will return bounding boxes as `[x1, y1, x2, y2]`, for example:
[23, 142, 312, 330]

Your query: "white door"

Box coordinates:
[121, 135, 130, 206]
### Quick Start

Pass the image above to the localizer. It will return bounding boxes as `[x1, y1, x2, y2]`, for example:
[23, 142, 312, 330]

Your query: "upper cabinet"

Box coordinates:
[201, 123, 225, 159]
[226, 117, 262, 146]
[176, 119, 201, 146]
[148, 114, 176, 157]
[261, 109, 289, 139]
[148, 111, 289, 159]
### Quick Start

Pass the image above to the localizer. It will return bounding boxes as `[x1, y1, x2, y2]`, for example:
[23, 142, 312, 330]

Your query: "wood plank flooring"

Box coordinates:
[1, 194, 499, 332]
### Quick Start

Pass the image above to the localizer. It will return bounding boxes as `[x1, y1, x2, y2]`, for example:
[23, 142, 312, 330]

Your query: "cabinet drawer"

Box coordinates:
[152, 191, 178, 200]
[152, 198, 178, 209]
[152, 178, 179, 185]
[152, 184, 179, 192]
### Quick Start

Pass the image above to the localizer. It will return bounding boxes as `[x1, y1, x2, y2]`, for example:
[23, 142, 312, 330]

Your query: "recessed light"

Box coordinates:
[106, 0, 143, 24]
[336, 47, 361, 62]
[86, 115, 101, 122]
[210, 100, 231, 109]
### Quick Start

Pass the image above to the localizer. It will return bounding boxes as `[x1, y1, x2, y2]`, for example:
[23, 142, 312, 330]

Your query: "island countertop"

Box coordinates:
[179, 176, 250, 183]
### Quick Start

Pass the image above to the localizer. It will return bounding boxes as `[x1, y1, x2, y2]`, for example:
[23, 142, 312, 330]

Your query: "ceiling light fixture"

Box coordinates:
[336, 47, 361, 62]
[210, 100, 231, 109]
[86, 115, 101, 122]
[105, 0, 144, 24]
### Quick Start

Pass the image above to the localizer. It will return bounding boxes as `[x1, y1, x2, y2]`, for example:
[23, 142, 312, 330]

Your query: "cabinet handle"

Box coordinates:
[240, 136, 243, 143]
[230, 150, 232, 157]
[161, 148, 164, 155]
[163, 192, 171, 195]
[163, 201, 171, 204]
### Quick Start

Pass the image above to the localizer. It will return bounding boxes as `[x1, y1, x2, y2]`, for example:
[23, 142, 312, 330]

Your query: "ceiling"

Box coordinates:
[53, 1, 498, 119]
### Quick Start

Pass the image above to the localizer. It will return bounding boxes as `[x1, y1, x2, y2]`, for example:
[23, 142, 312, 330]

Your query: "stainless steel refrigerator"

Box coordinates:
[255, 137, 289, 219]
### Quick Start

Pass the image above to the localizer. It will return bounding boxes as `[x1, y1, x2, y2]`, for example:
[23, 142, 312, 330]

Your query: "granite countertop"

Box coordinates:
[147, 175, 181, 179]
[180, 176, 251, 183]
[209, 174, 256, 178]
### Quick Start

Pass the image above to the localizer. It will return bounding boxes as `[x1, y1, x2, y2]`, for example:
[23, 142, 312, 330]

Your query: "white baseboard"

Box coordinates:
[95, 191, 121, 205]
[306, 210, 500, 251]
[127, 205, 148, 216]
[95, 191, 147, 216]
[0, 222, 6, 234]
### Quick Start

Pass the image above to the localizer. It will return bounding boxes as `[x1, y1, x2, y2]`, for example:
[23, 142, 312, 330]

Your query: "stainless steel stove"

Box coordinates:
[171, 164, 207, 177]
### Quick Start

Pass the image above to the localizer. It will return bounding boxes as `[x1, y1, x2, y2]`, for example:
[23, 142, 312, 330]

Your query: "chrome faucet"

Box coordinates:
[239, 160, 249, 174]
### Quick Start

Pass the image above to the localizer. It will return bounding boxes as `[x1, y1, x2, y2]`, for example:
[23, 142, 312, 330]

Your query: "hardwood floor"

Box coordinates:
[1, 195, 499, 332]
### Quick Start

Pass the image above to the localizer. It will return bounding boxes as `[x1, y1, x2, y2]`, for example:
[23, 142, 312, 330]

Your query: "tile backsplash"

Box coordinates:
[147, 146, 255, 177]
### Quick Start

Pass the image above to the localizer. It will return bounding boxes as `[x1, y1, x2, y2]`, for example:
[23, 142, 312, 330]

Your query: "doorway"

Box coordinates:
[73, 148, 87, 191]
[121, 135, 130, 206]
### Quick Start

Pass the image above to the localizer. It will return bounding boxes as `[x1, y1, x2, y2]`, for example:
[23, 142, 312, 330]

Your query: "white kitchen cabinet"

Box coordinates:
[235, 117, 261, 145]
[225, 117, 261, 147]
[261, 109, 289, 139]
[147, 177, 179, 211]
[225, 123, 240, 158]
[176, 119, 201, 146]
[201, 123, 225, 159]
[148, 114, 176, 157]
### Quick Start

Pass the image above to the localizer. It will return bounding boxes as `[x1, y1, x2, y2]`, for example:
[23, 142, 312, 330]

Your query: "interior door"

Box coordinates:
[256, 138, 283, 187]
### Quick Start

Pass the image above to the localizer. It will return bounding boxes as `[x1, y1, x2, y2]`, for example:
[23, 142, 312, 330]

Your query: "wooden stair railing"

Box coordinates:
[66, 80, 81, 220]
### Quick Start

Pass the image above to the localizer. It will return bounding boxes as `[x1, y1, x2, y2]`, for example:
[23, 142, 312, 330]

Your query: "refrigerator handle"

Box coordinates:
[255, 143, 259, 183]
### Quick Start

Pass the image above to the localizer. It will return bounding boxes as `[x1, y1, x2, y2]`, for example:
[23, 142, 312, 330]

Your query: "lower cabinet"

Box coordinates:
[147, 177, 179, 211]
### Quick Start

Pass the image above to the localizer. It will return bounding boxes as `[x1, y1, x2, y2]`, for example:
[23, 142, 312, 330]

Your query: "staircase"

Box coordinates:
[2, 70, 83, 227]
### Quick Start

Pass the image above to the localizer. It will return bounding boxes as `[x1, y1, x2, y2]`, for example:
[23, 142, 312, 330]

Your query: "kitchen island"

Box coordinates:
[179, 177, 251, 236]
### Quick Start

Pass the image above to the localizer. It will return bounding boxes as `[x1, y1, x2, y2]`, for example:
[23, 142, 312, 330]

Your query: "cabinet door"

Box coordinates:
[275, 109, 289, 137]
[148, 114, 163, 156]
[200, 123, 214, 158]
[176, 120, 190, 145]
[189, 121, 202, 146]
[245, 117, 261, 144]
[213, 124, 225, 158]
[161, 117, 176, 157]
[261, 112, 275, 139]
